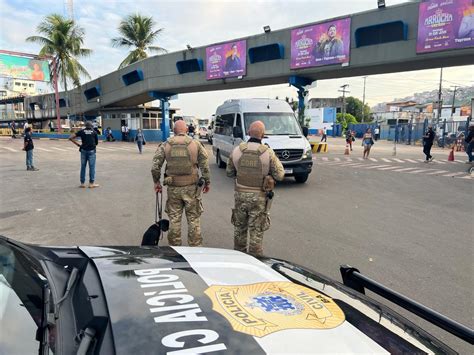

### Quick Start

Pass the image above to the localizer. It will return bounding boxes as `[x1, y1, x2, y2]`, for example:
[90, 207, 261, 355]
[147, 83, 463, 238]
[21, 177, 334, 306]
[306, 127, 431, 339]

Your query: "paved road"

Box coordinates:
[0, 136, 472, 353]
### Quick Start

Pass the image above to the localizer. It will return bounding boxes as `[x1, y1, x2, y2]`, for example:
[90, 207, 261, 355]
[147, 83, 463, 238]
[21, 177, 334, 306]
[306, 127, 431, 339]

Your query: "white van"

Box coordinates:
[212, 98, 313, 183]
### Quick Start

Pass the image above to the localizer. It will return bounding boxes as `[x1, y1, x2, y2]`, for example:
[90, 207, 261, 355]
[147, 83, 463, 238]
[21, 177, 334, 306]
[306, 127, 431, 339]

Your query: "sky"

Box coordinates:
[0, 0, 473, 118]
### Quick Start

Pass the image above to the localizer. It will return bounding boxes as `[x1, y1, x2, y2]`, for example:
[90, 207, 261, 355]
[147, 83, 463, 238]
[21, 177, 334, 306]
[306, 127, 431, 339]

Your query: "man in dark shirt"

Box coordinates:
[465, 123, 474, 164]
[69, 121, 99, 188]
[422, 125, 435, 162]
[23, 127, 38, 171]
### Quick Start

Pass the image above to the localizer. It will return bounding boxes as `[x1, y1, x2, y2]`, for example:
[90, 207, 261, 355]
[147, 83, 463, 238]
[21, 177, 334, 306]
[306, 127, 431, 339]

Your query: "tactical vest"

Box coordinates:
[232, 142, 270, 192]
[164, 135, 199, 186]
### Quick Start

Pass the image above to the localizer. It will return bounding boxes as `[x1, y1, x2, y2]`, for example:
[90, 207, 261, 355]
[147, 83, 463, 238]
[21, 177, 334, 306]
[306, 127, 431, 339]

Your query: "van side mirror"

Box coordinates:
[233, 126, 243, 139]
[302, 126, 309, 138]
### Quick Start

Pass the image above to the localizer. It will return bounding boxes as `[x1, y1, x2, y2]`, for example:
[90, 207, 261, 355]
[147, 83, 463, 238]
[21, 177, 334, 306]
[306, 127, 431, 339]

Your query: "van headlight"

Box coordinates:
[302, 147, 312, 159]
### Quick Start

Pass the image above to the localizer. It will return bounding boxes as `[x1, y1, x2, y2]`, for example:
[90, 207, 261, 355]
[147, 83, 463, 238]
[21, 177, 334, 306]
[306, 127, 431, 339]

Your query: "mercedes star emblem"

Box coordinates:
[281, 150, 290, 160]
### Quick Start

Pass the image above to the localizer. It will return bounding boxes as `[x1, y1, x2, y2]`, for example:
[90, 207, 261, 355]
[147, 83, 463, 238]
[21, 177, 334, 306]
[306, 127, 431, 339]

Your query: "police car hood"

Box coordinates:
[80, 246, 444, 354]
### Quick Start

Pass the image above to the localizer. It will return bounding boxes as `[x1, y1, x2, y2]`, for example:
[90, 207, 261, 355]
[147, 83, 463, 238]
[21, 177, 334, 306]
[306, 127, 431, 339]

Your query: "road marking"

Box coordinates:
[454, 160, 464, 163]
[408, 169, 432, 174]
[369, 158, 378, 162]
[425, 170, 448, 175]
[442, 172, 467, 177]
[377, 166, 402, 170]
[416, 159, 426, 163]
[405, 159, 418, 163]
[363, 165, 389, 169]
[357, 157, 364, 161]
[344, 163, 366, 167]
[345, 157, 353, 162]
[50, 147, 68, 152]
[393, 158, 405, 163]
[2, 147, 19, 152]
[432, 160, 446, 164]
[381, 158, 392, 163]
[334, 157, 341, 161]
[35, 147, 52, 152]
[392, 167, 418, 172]
[457, 174, 473, 179]
[321, 157, 329, 161]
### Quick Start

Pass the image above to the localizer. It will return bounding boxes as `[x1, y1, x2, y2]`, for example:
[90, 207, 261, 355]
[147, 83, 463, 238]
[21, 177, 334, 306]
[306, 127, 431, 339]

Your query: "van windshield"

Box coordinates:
[244, 112, 302, 136]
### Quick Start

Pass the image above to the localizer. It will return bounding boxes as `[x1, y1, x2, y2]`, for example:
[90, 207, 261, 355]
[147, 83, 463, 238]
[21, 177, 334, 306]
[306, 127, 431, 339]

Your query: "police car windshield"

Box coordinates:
[244, 113, 302, 136]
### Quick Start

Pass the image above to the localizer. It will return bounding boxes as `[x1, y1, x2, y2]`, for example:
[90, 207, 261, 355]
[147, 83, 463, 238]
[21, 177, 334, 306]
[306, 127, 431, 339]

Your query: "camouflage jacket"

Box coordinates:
[151, 135, 210, 185]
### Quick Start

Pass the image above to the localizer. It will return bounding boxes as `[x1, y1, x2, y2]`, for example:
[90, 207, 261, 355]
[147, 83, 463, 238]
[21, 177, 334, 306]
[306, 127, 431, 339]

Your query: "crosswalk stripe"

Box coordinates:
[416, 159, 426, 163]
[35, 147, 52, 152]
[51, 147, 68, 152]
[369, 158, 378, 162]
[357, 157, 364, 161]
[393, 158, 404, 163]
[345, 163, 366, 167]
[454, 160, 464, 163]
[432, 160, 446, 164]
[405, 159, 418, 163]
[377, 166, 402, 170]
[334, 157, 341, 161]
[321, 157, 329, 161]
[392, 167, 418, 172]
[363, 165, 389, 169]
[442, 172, 467, 177]
[458, 174, 473, 179]
[381, 158, 392, 163]
[408, 169, 432, 174]
[425, 170, 448, 175]
[2, 147, 19, 152]
[345, 157, 353, 162]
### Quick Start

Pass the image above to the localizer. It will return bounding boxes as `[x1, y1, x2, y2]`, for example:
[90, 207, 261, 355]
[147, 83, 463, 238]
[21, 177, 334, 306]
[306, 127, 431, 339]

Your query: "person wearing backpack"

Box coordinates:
[226, 121, 285, 256]
[151, 120, 210, 247]
[23, 127, 38, 171]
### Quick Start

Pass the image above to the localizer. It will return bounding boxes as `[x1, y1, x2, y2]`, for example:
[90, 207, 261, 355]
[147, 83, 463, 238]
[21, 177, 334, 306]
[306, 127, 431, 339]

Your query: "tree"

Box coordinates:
[285, 96, 298, 112]
[336, 112, 357, 132]
[345, 96, 371, 122]
[26, 14, 92, 91]
[112, 14, 167, 69]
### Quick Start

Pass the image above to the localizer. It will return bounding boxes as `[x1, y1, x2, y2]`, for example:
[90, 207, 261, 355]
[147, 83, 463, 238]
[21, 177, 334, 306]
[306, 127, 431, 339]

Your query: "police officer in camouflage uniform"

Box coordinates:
[151, 120, 210, 247]
[226, 121, 284, 256]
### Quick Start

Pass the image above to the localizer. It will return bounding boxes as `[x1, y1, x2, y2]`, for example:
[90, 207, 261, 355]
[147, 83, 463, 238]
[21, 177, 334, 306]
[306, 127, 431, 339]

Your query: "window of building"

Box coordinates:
[22, 83, 27, 86]
[151, 113, 157, 118]
[29, 84, 34, 87]
[15, 82, 21, 86]
[143, 112, 150, 118]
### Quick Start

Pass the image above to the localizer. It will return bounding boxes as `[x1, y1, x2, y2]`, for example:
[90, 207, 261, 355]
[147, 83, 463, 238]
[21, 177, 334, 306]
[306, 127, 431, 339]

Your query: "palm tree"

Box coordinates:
[26, 14, 92, 91]
[112, 14, 167, 69]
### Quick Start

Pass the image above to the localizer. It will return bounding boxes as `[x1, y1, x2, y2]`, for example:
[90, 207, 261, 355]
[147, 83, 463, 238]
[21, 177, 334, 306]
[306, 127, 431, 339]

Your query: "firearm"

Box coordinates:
[263, 175, 275, 212]
[196, 177, 206, 196]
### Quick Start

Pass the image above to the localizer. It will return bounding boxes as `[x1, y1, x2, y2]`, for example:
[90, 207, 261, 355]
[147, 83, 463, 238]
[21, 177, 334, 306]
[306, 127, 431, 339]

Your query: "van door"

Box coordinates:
[233, 113, 244, 148]
[214, 113, 235, 160]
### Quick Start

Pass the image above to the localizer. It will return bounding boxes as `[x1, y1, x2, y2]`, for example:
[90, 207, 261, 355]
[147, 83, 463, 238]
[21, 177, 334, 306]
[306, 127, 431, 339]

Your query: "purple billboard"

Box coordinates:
[206, 40, 246, 80]
[417, 0, 474, 53]
[291, 18, 351, 69]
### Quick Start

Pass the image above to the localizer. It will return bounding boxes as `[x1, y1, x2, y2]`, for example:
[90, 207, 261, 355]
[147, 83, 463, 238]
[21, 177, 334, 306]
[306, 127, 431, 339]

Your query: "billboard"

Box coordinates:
[206, 40, 246, 80]
[417, 0, 474, 53]
[0, 54, 50, 82]
[291, 17, 351, 69]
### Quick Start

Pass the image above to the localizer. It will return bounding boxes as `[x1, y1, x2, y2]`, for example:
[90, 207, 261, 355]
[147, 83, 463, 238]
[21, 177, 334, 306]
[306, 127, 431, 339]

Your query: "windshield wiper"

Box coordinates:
[54, 267, 79, 318]
[37, 283, 51, 355]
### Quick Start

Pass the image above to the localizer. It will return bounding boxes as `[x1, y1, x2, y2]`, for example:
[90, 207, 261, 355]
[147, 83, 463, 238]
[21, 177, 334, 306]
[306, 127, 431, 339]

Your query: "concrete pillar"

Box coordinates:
[160, 99, 170, 141]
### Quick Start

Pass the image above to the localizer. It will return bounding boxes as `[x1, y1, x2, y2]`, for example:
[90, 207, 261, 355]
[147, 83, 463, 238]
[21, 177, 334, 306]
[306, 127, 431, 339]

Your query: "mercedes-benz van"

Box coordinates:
[212, 99, 313, 183]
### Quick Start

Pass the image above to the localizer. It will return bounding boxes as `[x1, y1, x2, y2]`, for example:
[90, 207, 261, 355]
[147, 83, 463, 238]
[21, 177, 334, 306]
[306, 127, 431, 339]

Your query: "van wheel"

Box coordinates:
[294, 173, 309, 183]
[216, 151, 226, 169]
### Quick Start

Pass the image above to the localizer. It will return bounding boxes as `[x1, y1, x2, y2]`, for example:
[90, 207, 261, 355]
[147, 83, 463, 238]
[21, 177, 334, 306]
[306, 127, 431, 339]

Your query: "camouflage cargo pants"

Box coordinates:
[231, 191, 271, 256]
[165, 185, 203, 247]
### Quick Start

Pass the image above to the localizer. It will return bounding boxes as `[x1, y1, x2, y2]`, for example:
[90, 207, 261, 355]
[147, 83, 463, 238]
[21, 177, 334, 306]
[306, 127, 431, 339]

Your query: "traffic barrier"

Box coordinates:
[448, 146, 455, 161]
[310, 142, 328, 153]
[344, 143, 350, 155]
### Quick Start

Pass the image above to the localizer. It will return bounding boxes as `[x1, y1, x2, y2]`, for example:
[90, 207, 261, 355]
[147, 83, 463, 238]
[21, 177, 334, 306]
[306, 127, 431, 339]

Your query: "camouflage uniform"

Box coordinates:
[226, 140, 284, 256]
[151, 134, 210, 246]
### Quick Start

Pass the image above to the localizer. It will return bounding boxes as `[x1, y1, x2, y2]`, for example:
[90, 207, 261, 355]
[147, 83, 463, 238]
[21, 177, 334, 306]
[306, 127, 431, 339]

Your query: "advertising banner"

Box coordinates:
[416, 0, 474, 53]
[0, 54, 50, 82]
[290, 17, 351, 69]
[206, 40, 246, 80]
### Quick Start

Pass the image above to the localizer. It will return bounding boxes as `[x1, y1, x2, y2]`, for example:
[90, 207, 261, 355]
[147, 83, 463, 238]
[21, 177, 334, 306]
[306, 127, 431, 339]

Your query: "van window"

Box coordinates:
[236, 114, 242, 130]
[244, 112, 302, 135]
[215, 114, 234, 136]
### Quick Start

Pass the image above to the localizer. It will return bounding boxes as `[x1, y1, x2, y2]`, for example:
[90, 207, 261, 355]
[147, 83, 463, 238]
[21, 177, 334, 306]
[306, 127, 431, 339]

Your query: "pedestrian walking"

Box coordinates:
[226, 121, 285, 256]
[151, 120, 210, 247]
[121, 124, 126, 141]
[124, 124, 129, 141]
[188, 123, 196, 138]
[465, 123, 473, 164]
[345, 130, 354, 151]
[135, 128, 146, 154]
[362, 128, 374, 159]
[23, 127, 38, 171]
[48, 120, 54, 132]
[320, 126, 327, 142]
[374, 126, 380, 141]
[422, 125, 435, 162]
[10, 121, 17, 138]
[69, 121, 99, 188]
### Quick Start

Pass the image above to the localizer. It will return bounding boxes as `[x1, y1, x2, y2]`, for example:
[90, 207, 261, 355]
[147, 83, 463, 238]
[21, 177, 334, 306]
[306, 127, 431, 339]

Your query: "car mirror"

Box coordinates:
[233, 126, 243, 139]
[302, 126, 309, 138]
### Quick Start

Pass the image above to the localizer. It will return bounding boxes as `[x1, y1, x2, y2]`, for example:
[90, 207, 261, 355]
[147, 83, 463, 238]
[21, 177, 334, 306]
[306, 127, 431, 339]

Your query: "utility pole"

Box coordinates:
[450, 85, 458, 119]
[436, 67, 443, 123]
[339, 84, 350, 130]
[362, 76, 367, 122]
